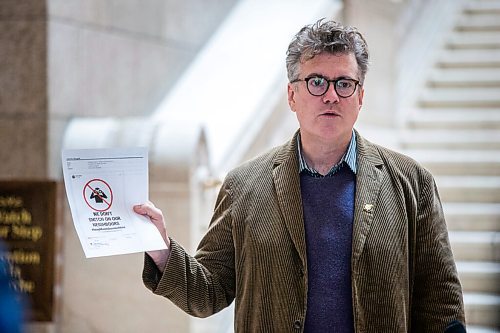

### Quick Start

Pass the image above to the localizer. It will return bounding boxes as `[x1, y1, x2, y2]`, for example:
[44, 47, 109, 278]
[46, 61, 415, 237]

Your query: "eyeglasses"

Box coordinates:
[291, 76, 361, 98]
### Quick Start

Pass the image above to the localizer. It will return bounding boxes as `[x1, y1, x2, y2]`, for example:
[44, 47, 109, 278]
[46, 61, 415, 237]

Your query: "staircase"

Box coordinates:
[403, 0, 500, 331]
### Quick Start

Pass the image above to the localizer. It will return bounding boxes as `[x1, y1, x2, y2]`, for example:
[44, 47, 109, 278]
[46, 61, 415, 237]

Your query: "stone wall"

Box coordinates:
[49, 2, 238, 332]
[48, 0, 237, 179]
[0, 1, 48, 179]
[0, 1, 237, 332]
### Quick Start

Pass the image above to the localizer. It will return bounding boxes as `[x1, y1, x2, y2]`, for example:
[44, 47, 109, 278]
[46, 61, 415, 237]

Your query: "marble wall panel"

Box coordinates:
[47, 116, 69, 180]
[79, 28, 192, 117]
[45, 2, 240, 332]
[0, 117, 47, 178]
[49, 0, 237, 50]
[162, 0, 237, 48]
[49, 21, 193, 119]
[0, 0, 47, 179]
[0, 20, 47, 116]
[48, 21, 83, 118]
[0, 0, 45, 19]
[49, 0, 168, 39]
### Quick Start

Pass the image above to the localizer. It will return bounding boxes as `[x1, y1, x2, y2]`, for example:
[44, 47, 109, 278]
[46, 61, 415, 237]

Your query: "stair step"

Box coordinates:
[447, 31, 500, 50]
[467, 326, 500, 333]
[406, 108, 500, 130]
[437, 49, 500, 68]
[401, 129, 500, 150]
[457, 261, 500, 293]
[404, 1, 500, 329]
[435, 176, 500, 203]
[419, 87, 500, 108]
[455, 14, 500, 32]
[443, 203, 500, 232]
[464, 292, 500, 327]
[450, 232, 500, 262]
[428, 68, 500, 88]
[464, 2, 500, 15]
[405, 150, 500, 176]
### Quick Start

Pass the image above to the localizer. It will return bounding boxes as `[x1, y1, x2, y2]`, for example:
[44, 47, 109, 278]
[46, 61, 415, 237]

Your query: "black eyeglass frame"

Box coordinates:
[291, 76, 361, 98]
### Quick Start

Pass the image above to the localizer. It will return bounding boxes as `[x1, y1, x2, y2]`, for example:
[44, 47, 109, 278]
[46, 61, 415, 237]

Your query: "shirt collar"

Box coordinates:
[298, 130, 357, 177]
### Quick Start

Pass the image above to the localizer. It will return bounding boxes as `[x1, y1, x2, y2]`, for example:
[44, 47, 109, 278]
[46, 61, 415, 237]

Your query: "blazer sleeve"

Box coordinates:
[142, 180, 236, 318]
[411, 173, 466, 331]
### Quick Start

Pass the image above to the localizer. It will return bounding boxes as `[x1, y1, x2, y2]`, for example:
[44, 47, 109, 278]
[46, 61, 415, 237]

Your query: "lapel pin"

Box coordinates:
[363, 204, 374, 213]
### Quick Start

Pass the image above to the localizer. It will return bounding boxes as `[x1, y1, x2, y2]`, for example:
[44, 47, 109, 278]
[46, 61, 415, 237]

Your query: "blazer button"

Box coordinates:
[293, 320, 302, 329]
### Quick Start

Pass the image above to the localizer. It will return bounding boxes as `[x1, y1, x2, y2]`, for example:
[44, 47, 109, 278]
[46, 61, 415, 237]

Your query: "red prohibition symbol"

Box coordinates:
[83, 178, 113, 212]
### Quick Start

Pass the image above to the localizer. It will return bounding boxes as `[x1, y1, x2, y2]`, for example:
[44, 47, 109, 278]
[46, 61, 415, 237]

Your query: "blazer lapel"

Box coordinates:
[351, 131, 385, 268]
[271, 131, 385, 271]
[272, 133, 307, 268]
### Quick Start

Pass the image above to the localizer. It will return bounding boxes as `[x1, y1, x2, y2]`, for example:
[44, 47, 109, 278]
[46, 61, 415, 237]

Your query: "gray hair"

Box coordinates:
[286, 19, 369, 84]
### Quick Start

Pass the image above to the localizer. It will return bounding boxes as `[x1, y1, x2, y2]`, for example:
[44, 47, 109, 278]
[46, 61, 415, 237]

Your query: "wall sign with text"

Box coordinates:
[0, 181, 58, 322]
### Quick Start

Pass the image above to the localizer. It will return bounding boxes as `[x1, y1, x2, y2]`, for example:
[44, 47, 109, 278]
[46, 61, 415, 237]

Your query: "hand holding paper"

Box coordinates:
[62, 147, 168, 258]
[133, 202, 171, 270]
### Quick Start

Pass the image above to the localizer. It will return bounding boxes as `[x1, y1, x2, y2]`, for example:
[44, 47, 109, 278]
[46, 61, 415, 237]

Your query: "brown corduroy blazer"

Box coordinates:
[143, 130, 465, 332]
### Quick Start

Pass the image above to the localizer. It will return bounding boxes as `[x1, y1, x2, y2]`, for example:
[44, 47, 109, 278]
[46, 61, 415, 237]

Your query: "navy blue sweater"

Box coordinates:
[300, 165, 355, 333]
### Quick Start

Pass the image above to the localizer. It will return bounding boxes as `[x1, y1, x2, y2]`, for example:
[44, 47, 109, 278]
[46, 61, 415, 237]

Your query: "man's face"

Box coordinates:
[287, 52, 364, 145]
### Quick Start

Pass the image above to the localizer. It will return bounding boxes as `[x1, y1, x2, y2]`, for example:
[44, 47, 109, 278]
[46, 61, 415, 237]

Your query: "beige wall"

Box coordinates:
[1, 1, 237, 332]
[49, 1, 238, 331]
[48, 0, 237, 179]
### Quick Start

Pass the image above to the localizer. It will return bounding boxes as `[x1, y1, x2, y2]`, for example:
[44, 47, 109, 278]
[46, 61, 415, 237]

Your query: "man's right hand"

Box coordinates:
[134, 201, 171, 271]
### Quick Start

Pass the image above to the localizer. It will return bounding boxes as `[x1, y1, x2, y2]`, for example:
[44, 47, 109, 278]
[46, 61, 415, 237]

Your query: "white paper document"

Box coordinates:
[62, 147, 167, 258]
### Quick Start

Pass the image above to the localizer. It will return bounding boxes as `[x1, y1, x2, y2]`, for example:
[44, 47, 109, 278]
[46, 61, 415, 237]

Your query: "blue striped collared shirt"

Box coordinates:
[298, 130, 357, 177]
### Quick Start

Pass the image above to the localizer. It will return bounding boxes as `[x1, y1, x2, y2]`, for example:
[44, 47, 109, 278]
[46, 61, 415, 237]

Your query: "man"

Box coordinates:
[135, 19, 465, 332]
